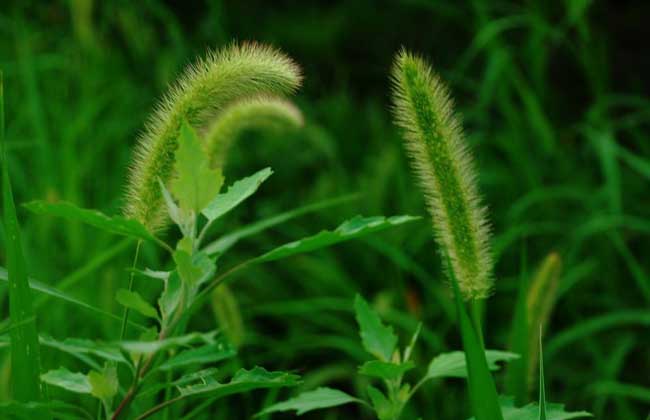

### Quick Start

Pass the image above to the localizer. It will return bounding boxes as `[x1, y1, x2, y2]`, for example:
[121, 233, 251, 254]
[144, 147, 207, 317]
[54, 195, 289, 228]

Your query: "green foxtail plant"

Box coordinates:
[9, 44, 419, 419]
[261, 49, 592, 420]
[203, 95, 303, 169]
[124, 42, 303, 231]
[391, 49, 493, 300]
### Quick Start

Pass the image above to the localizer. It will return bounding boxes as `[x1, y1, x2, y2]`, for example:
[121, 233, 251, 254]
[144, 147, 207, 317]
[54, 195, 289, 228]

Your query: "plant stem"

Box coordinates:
[189, 259, 253, 316]
[162, 359, 174, 420]
[120, 240, 143, 340]
[112, 307, 180, 419]
[470, 299, 485, 349]
[112, 260, 252, 419]
[134, 395, 185, 420]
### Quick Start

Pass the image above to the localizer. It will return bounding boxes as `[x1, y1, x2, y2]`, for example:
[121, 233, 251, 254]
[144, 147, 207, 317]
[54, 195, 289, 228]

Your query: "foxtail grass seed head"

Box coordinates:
[526, 251, 562, 385]
[124, 42, 303, 231]
[203, 95, 303, 169]
[391, 49, 493, 300]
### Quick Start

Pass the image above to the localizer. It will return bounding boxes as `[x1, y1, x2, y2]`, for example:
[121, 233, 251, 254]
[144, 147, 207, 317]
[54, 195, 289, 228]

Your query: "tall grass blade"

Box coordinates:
[1, 71, 47, 409]
[0, 267, 148, 331]
[505, 244, 529, 404]
[539, 329, 547, 420]
[448, 255, 503, 420]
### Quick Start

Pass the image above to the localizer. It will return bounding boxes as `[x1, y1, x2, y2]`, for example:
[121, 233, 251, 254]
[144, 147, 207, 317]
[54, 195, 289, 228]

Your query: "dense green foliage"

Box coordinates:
[1, 1, 650, 419]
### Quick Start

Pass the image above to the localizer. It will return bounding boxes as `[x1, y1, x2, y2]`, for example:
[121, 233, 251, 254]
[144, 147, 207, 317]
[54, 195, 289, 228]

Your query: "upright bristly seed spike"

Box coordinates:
[391, 49, 493, 300]
[124, 42, 302, 231]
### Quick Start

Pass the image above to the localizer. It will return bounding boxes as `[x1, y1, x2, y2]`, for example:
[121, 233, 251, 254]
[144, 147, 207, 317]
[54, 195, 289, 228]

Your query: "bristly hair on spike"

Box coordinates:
[124, 42, 303, 231]
[203, 95, 304, 169]
[390, 49, 493, 300]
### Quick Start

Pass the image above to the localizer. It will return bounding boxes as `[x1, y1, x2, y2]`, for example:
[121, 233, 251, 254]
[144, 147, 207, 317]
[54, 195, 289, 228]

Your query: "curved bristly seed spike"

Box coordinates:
[203, 95, 303, 169]
[391, 49, 493, 300]
[124, 42, 303, 231]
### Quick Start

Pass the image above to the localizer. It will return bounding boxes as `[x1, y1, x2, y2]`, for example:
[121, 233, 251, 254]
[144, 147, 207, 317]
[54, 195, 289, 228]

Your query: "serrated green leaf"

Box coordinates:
[40, 335, 128, 365]
[173, 368, 220, 387]
[41, 368, 91, 394]
[257, 387, 361, 416]
[2, 86, 45, 404]
[257, 215, 420, 263]
[426, 350, 519, 380]
[116, 289, 158, 320]
[177, 366, 300, 398]
[119, 330, 216, 355]
[171, 121, 223, 212]
[88, 365, 118, 401]
[354, 294, 398, 362]
[203, 194, 357, 255]
[467, 397, 592, 420]
[449, 256, 504, 420]
[359, 360, 415, 381]
[157, 340, 236, 371]
[202, 167, 273, 221]
[23, 200, 156, 242]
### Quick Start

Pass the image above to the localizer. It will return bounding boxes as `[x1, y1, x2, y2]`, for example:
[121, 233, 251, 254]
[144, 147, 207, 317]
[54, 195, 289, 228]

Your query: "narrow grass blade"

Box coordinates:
[505, 244, 529, 403]
[539, 329, 546, 420]
[448, 256, 503, 420]
[546, 310, 650, 357]
[1, 70, 47, 406]
[0, 267, 148, 332]
[591, 381, 650, 403]
[527, 252, 561, 391]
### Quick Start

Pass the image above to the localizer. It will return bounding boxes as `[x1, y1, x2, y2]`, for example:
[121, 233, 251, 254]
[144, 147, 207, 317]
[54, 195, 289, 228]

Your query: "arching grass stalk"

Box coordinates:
[124, 42, 302, 232]
[203, 95, 303, 169]
[391, 49, 493, 322]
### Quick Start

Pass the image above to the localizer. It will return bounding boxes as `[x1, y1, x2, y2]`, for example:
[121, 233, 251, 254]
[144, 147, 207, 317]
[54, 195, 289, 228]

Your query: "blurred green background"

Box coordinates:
[1, 1, 650, 418]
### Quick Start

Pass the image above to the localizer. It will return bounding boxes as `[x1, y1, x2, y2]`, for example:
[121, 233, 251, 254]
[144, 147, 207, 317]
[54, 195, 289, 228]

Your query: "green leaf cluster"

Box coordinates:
[262, 295, 518, 419]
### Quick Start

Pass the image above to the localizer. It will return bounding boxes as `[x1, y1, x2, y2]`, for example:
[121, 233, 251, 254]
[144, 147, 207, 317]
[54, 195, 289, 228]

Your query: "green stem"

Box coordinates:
[162, 358, 174, 420]
[470, 299, 485, 349]
[119, 240, 143, 340]
[133, 395, 185, 420]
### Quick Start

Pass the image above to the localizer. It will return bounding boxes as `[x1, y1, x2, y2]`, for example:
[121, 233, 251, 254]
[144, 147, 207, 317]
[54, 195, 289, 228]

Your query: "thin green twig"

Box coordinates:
[119, 240, 143, 340]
